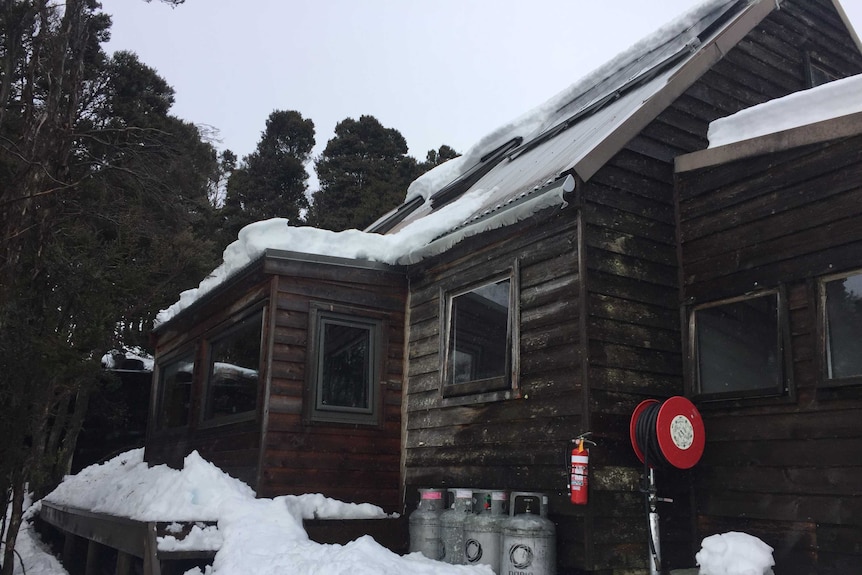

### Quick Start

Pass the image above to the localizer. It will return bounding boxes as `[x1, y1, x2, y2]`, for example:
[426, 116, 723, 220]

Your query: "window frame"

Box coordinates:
[306, 302, 385, 426]
[155, 346, 197, 430]
[441, 265, 520, 400]
[819, 268, 862, 388]
[686, 288, 792, 402]
[201, 309, 265, 426]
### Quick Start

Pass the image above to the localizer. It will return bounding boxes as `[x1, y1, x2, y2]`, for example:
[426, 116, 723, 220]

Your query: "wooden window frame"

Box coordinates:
[686, 288, 792, 403]
[441, 265, 520, 400]
[306, 302, 385, 426]
[819, 268, 862, 388]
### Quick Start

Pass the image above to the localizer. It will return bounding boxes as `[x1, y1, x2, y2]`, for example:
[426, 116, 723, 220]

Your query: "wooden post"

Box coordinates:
[85, 539, 101, 575]
[143, 522, 161, 575]
[116, 550, 134, 575]
[62, 532, 77, 571]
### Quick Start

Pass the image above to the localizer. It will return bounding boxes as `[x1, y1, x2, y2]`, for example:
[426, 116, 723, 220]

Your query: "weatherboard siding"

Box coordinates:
[403, 209, 589, 567]
[676, 134, 862, 575]
[566, 3, 862, 571]
[257, 262, 406, 513]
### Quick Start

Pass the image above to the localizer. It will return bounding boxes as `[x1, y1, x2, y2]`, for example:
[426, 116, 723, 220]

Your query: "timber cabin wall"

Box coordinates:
[147, 266, 272, 486]
[256, 257, 406, 512]
[575, 0, 862, 572]
[147, 253, 406, 512]
[403, 208, 585, 566]
[675, 133, 862, 574]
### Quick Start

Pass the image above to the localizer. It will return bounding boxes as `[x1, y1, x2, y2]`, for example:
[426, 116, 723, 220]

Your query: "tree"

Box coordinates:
[420, 144, 460, 171]
[308, 115, 419, 231]
[221, 110, 315, 245]
[0, 4, 218, 572]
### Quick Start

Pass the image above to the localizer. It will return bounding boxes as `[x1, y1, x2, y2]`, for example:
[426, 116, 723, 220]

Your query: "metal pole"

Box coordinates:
[648, 468, 661, 575]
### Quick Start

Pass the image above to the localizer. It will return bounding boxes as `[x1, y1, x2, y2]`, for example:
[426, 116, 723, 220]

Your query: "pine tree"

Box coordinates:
[221, 110, 315, 243]
[0, 5, 218, 571]
[308, 115, 419, 231]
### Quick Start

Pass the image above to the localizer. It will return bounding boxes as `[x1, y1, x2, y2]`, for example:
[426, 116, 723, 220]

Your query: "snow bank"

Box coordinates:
[44, 449, 253, 522]
[708, 73, 862, 148]
[696, 531, 775, 575]
[39, 449, 492, 575]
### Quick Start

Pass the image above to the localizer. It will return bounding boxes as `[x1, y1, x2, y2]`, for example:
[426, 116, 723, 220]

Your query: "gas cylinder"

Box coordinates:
[463, 489, 508, 573]
[408, 487, 445, 560]
[441, 488, 473, 564]
[501, 492, 557, 575]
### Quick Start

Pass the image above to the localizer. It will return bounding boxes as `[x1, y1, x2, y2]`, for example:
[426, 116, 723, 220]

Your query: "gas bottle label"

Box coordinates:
[670, 414, 694, 450]
[509, 543, 534, 569]
[465, 539, 483, 563]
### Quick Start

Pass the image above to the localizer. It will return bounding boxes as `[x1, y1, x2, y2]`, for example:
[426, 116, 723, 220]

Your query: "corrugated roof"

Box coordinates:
[378, 0, 776, 238]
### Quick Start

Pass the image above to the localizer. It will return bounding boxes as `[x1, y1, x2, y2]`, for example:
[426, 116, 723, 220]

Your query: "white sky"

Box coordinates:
[98, 0, 862, 185]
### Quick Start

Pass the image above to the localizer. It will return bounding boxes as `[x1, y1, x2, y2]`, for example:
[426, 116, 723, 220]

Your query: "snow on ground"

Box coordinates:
[26, 449, 493, 575]
[708, 73, 862, 148]
[696, 531, 775, 575]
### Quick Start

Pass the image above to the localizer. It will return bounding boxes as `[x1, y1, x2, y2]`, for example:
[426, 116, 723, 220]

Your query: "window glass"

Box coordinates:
[319, 319, 373, 412]
[824, 272, 862, 380]
[693, 293, 782, 397]
[159, 353, 194, 428]
[446, 278, 511, 393]
[205, 313, 262, 420]
[312, 312, 379, 424]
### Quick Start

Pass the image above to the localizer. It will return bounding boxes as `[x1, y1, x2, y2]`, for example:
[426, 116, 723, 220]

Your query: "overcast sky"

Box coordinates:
[100, 0, 862, 183]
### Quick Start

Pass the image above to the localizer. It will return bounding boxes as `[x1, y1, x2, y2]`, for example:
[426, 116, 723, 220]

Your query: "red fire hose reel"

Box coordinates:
[630, 396, 705, 469]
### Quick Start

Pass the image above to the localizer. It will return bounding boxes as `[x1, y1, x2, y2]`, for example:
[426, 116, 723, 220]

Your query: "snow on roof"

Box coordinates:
[403, 0, 738, 205]
[707, 73, 862, 148]
[157, 0, 746, 327]
[40, 449, 493, 575]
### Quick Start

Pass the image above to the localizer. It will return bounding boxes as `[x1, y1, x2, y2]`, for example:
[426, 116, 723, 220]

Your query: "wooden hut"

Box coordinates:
[674, 83, 862, 574]
[134, 0, 862, 573]
[374, 1, 862, 573]
[146, 250, 407, 513]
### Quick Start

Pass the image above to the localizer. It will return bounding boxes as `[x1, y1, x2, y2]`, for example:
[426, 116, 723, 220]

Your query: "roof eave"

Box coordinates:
[675, 109, 862, 173]
[569, 0, 780, 182]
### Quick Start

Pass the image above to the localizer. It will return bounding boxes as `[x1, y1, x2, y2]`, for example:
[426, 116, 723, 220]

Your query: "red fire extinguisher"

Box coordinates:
[570, 437, 590, 505]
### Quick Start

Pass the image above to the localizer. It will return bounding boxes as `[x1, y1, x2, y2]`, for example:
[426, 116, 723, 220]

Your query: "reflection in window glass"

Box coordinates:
[694, 293, 781, 397]
[448, 278, 511, 387]
[319, 319, 373, 412]
[205, 314, 261, 420]
[825, 272, 862, 380]
[159, 354, 194, 428]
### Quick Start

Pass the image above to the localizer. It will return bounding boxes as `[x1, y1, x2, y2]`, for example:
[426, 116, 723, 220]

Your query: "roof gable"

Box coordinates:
[373, 0, 779, 237]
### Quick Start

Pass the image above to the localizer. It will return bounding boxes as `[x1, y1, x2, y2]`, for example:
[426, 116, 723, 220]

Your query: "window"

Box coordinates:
[689, 291, 787, 400]
[805, 51, 839, 88]
[309, 306, 382, 425]
[204, 312, 262, 421]
[157, 352, 195, 429]
[444, 274, 517, 397]
[822, 270, 862, 385]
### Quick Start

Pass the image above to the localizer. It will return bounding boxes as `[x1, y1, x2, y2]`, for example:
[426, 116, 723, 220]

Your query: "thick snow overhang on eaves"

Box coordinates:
[676, 73, 862, 172]
[383, 0, 778, 237]
[155, 248, 403, 330]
